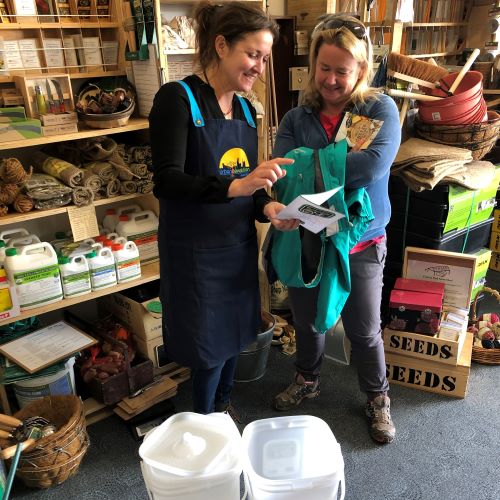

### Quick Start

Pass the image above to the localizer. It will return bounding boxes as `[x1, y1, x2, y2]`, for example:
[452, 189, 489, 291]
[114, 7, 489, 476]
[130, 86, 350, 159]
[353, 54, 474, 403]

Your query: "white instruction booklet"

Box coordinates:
[276, 186, 345, 234]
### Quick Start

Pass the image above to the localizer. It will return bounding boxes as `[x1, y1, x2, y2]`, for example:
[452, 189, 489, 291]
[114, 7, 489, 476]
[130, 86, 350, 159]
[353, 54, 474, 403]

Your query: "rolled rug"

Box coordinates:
[72, 187, 94, 206]
[106, 178, 120, 197]
[119, 180, 136, 194]
[86, 161, 117, 182]
[93, 188, 107, 200]
[135, 180, 154, 194]
[129, 163, 149, 178]
[33, 151, 84, 187]
[82, 169, 103, 192]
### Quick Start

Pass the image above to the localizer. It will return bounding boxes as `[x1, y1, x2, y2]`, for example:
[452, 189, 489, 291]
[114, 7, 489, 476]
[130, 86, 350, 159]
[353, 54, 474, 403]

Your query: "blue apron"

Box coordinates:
[158, 81, 260, 369]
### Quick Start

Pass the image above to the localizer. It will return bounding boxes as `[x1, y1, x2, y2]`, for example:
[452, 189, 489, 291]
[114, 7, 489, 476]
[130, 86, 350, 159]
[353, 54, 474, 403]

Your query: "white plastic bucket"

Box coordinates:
[242, 415, 345, 500]
[139, 412, 242, 500]
[13, 357, 76, 409]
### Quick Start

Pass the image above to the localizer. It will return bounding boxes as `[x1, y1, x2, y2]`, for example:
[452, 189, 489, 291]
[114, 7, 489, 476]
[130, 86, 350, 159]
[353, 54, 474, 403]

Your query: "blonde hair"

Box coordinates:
[301, 15, 380, 111]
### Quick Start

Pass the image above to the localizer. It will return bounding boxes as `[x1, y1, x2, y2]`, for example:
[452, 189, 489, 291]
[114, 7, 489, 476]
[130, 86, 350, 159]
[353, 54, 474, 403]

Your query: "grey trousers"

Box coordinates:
[289, 239, 389, 394]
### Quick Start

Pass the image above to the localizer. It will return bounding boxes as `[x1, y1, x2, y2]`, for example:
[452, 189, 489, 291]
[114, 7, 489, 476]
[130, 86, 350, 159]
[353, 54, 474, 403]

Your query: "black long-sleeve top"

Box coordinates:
[149, 75, 271, 221]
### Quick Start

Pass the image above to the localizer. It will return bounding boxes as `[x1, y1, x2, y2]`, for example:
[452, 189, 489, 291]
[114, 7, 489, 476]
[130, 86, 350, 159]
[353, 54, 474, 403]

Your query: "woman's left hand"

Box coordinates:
[263, 201, 301, 231]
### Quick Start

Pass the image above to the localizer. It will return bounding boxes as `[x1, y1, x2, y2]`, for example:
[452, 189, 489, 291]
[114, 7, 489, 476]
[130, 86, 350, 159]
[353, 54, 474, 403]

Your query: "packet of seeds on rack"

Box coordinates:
[336, 112, 384, 150]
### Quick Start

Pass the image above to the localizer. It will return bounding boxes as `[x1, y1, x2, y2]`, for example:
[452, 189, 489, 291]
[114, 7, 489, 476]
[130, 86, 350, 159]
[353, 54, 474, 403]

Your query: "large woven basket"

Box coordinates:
[10, 395, 89, 489]
[470, 286, 500, 365]
[472, 62, 493, 89]
[415, 111, 500, 160]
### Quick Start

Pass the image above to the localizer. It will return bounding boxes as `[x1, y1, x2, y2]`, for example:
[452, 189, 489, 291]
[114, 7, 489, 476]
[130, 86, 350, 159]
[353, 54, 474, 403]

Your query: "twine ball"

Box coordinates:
[478, 326, 495, 341]
[477, 320, 492, 329]
[0, 204, 7, 217]
[13, 194, 34, 213]
[491, 322, 500, 340]
[0, 158, 32, 184]
[0, 184, 19, 205]
[481, 339, 495, 349]
[467, 325, 479, 335]
[478, 313, 500, 324]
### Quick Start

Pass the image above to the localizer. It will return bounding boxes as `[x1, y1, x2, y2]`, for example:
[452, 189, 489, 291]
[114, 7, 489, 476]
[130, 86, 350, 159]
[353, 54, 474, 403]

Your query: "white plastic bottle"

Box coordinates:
[0, 228, 30, 245]
[58, 255, 92, 298]
[86, 248, 117, 291]
[3, 243, 63, 311]
[112, 241, 141, 283]
[7, 234, 41, 249]
[0, 268, 13, 313]
[102, 208, 119, 233]
[115, 210, 159, 264]
[0, 240, 6, 268]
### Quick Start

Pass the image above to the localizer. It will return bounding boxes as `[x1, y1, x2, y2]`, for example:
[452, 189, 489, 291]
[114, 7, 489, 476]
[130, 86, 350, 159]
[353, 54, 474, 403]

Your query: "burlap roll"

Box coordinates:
[119, 180, 136, 194]
[135, 180, 154, 194]
[129, 163, 149, 178]
[86, 161, 117, 183]
[106, 179, 120, 197]
[82, 170, 102, 192]
[33, 152, 83, 187]
[72, 187, 94, 206]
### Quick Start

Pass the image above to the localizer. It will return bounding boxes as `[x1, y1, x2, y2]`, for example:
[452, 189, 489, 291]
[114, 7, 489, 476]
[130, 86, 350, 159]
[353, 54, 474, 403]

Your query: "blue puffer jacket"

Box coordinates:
[270, 139, 374, 333]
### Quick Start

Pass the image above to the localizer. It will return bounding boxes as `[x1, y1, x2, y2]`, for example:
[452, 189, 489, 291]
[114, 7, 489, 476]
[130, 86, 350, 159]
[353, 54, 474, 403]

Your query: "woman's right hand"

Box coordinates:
[227, 158, 294, 198]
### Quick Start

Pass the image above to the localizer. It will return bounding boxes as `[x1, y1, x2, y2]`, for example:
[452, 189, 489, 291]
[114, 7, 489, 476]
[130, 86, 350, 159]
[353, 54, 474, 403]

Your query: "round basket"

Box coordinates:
[472, 62, 493, 89]
[78, 101, 135, 129]
[8, 395, 89, 489]
[415, 111, 500, 160]
[469, 286, 500, 365]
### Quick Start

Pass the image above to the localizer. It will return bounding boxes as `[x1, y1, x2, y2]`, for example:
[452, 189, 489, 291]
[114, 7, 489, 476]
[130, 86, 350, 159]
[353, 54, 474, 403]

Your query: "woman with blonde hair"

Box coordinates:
[271, 13, 401, 444]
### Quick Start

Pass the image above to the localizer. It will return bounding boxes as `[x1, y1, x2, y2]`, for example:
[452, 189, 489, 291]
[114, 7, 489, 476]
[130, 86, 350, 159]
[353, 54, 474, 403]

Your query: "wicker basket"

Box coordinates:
[9, 395, 89, 489]
[469, 286, 500, 365]
[415, 111, 500, 160]
[472, 62, 493, 89]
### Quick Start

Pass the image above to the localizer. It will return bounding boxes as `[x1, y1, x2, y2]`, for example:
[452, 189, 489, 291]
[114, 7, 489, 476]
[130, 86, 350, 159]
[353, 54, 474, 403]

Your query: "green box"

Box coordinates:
[443, 169, 500, 234]
[0, 106, 26, 123]
[0, 118, 42, 142]
[471, 248, 492, 302]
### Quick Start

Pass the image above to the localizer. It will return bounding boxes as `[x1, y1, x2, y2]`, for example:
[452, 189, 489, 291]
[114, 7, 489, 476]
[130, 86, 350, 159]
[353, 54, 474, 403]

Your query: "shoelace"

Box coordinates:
[370, 402, 392, 424]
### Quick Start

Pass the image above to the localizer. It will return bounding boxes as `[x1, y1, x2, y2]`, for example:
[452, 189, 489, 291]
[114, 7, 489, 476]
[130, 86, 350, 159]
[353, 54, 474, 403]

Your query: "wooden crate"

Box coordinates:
[385, 332, 472, 399]
[383, 327, 467, 365]
[286, 0, 335, 33]
[13, 74, 75, 119]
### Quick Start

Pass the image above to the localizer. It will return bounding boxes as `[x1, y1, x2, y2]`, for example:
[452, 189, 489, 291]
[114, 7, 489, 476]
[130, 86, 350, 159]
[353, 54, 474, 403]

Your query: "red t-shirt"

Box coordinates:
[319, 113, 383, 254]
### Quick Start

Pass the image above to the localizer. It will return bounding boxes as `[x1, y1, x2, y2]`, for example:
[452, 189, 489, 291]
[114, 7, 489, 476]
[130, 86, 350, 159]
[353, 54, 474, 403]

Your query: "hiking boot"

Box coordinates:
[215, 401, 243, 425]
[365, 395, 396, 444]
[274, 373, 320, 411]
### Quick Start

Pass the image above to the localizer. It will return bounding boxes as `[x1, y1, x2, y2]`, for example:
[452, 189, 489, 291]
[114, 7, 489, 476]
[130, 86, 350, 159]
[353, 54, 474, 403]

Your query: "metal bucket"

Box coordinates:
[234, 311, 275, 382]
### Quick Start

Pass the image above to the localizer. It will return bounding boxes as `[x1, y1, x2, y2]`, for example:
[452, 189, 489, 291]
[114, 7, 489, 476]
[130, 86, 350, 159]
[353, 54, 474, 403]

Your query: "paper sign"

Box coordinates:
[0, 321, 97, 373]
[276, 186, 345, 234]
[67, 204, 99, 241]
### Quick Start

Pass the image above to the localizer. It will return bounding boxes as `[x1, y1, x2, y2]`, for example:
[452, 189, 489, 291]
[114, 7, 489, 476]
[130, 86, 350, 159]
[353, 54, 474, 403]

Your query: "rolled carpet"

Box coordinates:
[72, 187, 94, 206]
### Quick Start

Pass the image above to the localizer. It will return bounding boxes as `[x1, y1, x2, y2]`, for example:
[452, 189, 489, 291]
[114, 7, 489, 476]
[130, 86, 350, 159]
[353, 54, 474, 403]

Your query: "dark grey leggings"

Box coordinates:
[289, 240, 389, 394]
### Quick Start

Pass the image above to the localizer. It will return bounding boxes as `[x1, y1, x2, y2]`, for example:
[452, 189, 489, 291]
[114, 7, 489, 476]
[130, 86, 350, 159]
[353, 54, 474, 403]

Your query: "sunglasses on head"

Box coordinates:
[315, 18, 367, 40]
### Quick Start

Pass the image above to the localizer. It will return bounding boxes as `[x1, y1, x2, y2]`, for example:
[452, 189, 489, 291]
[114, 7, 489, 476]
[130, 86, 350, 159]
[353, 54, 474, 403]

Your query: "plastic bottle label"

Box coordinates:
[116, 257, 141, 281]
[61, 270, 91, 297]
[13, 264, 63, 308]
[127, 230, 159, 263]
[0, 288, 13, 312]
[89, 264, 117, 289]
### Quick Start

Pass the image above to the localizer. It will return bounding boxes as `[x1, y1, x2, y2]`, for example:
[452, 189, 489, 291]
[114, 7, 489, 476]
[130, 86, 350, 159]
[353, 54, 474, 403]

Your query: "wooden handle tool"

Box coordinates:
[0, 414, 22, 431]
[448, 48, 480, 95]
[0, 438, 36, 460]
[388, 88, 443, 101]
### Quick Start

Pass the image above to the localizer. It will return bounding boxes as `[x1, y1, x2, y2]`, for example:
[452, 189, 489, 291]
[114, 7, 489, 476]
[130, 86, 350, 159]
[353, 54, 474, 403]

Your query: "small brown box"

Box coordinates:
[85, 356, 154, 405]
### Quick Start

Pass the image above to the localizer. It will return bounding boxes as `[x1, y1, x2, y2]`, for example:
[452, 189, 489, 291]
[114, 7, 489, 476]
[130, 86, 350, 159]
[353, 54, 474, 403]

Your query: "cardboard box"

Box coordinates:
[0, 118, 42, 142]
[385, 332, 473, 399]
[134, 335, 175, 375]
[490, 251, 500, 271]
[0, 106, 26, 123]
[489, 230, 500, 252]
[388, 289, 442, 335]
[394, 277, 445, 296]
[99, 293, 162, 342]
[82, 356, 154, 405]
[42, 123, 79, 136]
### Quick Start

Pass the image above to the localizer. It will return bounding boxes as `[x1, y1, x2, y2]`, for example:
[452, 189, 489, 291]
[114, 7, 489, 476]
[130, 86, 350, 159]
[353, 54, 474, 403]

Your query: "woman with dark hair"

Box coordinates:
[271, 14, 401, 444]
[149, 1, 297, 416]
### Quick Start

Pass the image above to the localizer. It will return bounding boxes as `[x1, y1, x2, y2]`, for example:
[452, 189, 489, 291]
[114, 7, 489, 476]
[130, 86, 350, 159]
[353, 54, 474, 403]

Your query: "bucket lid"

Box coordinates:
[139, 412, 240, 477]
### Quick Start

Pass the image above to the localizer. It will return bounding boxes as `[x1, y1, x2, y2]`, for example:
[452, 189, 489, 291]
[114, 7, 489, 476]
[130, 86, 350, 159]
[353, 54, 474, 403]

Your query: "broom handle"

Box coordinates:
[388, 88, 443, 101]
[0, 414, 22, 430]
[448, 48, 480, 94]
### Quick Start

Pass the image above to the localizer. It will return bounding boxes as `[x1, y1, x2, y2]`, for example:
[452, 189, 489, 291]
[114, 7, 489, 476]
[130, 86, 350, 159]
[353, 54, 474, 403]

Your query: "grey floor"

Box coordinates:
[11, 273, 500, 500]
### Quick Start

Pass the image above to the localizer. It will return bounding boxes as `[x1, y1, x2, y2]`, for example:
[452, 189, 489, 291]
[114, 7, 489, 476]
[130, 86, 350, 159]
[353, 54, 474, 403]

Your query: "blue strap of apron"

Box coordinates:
[236, 95, 256, 128]
[177, 81, 205, 127]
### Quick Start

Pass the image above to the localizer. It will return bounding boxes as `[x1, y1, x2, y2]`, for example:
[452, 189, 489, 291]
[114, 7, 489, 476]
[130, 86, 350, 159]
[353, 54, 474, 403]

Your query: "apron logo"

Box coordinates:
[219, 148, 251, 177]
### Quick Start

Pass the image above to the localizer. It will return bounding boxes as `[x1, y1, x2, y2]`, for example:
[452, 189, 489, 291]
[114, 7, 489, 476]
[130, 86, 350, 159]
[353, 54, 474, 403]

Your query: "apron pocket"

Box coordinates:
[194, 237, 258, 299]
